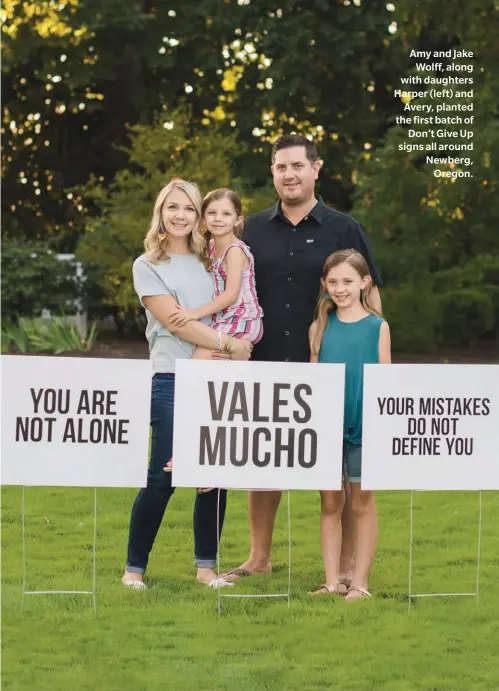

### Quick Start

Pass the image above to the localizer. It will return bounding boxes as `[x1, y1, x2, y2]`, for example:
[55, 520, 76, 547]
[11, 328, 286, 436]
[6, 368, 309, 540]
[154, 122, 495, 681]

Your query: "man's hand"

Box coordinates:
[168, 303, 200, 328]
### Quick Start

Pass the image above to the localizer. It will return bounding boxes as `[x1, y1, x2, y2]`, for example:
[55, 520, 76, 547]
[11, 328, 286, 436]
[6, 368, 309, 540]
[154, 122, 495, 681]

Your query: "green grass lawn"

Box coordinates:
[2, 486, 498, 691]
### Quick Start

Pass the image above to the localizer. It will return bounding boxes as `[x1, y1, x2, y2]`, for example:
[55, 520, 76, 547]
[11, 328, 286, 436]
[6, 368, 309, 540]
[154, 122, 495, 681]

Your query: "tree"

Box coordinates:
[1, 0, 408, 246]
[188, 0, 406, 209]
[1, 0, 227, 245]
[350, 0, 499, 349]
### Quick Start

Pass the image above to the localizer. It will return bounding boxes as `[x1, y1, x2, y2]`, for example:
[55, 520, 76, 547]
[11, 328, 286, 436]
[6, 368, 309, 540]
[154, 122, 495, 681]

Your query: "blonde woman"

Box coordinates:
[122, 178, 252, 590]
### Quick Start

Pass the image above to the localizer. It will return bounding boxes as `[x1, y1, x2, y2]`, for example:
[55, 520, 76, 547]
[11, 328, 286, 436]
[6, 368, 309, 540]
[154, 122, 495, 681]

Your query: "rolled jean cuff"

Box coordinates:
[195, 558, 216, 568]
[125, 564, 146, 574]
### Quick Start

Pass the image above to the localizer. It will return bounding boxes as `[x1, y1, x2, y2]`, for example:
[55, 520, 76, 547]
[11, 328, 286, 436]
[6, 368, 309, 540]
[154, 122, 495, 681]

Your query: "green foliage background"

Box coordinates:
[2, 0, 498, 350]
[1, 238, 83, 320]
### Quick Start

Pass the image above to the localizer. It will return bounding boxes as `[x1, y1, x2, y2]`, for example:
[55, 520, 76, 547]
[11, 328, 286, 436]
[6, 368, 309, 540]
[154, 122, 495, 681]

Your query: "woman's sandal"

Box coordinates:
[308, 584, 343, 596]
[121, 576, 147, 590]
[345, 585, 372, 601]
[206, 577, 236, 589]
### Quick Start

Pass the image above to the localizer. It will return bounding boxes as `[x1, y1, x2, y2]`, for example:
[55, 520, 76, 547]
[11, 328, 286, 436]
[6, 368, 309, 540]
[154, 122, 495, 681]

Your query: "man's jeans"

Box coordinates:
[126, 373, 227, 573]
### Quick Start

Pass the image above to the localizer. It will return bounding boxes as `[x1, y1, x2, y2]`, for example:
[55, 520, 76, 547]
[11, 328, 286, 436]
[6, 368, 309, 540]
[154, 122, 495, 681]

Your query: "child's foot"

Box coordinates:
[345, 585, 372, 601]
[308, 583, 343, 596]
[338, 571, 353, 595]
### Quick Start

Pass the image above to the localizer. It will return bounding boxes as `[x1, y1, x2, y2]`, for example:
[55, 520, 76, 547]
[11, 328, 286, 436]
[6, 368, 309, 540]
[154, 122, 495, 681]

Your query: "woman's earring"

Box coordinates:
[325, 293, 331, 301]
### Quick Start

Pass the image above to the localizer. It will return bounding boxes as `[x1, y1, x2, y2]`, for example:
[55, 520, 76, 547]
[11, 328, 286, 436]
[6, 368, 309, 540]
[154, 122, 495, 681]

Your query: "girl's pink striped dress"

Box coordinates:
[209, 240, 263, 344]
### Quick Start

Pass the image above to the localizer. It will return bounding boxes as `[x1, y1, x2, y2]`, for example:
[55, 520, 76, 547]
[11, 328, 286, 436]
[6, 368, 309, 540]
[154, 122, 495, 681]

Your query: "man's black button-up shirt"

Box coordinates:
[243, 197, 381, 363]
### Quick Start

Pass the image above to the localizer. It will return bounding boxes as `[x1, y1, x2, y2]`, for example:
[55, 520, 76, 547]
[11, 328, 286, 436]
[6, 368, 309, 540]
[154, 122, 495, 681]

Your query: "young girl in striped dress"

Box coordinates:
[168, 188, 263, 350]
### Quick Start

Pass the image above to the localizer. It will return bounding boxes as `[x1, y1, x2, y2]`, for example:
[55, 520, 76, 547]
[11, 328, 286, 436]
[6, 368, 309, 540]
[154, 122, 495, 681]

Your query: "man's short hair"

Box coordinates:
[271, 135, 318, 164]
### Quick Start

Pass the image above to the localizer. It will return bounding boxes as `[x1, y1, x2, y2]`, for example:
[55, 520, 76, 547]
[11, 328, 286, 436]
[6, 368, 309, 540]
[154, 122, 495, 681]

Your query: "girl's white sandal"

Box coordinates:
[308, 584, 343, 596]
[345, 585, 371, 600]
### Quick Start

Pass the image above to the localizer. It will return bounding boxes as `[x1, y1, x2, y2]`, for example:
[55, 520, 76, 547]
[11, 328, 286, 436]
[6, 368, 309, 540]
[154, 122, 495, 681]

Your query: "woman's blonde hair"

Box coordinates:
[310, 249, 381, 355]
[144, 178, 209, 267]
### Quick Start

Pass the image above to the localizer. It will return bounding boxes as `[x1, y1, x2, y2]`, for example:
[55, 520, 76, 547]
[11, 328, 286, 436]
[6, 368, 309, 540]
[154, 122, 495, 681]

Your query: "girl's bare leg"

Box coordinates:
[348, 485, 378, 595]
[339, 476, 356, 584]
[319, 490, 345, 588]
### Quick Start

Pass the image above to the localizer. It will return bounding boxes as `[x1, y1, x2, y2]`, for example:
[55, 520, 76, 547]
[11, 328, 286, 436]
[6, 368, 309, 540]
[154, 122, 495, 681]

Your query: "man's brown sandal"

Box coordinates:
[224, 568, 253, 580]
[224, 566, 272, 581]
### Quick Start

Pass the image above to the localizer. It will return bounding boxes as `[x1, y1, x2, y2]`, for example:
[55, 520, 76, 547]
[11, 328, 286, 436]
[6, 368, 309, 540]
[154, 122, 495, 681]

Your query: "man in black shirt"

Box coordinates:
[227, 135, 381, 583]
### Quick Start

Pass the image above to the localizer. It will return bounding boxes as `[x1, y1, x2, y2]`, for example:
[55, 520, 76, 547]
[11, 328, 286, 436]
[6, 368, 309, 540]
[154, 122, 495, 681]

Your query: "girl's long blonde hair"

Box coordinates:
[144, 178, 209, 267]
[310, 249, 381, 355]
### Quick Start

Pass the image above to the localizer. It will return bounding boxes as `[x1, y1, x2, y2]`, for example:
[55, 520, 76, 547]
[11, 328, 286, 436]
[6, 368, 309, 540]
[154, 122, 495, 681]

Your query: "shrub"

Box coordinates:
[437, 289, 495, 347]
[1, 238, 85, 321]
[351, 117, 499, 351]
[381, 279, 440, 352]
[434, 255, 499, 346]
[1, 317, 98, 355]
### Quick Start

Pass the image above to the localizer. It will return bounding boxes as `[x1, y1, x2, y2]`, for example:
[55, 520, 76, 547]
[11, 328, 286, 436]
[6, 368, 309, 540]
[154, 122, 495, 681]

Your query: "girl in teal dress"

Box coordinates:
[308, 249, 391, 600]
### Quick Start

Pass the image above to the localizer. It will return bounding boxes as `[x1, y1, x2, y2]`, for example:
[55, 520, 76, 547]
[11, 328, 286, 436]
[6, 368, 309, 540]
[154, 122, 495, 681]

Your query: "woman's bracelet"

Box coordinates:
[216, 331, 223, 351]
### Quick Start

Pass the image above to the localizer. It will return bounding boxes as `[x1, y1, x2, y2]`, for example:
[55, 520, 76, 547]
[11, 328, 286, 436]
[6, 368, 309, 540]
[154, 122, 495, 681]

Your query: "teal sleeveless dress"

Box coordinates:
[319, 312, 384, 445]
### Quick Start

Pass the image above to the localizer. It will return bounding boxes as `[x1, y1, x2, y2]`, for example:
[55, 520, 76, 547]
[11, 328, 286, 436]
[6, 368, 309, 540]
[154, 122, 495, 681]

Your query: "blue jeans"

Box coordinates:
[126, 373, 227, 573]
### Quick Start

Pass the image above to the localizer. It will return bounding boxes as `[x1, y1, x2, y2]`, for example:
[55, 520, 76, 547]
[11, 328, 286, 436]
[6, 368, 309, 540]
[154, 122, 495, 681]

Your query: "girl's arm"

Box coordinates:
[309, 322, 319, 363]
[169, 247, 248, 327]
[378, 321, 391, 364]
[142, 294, 252, 360]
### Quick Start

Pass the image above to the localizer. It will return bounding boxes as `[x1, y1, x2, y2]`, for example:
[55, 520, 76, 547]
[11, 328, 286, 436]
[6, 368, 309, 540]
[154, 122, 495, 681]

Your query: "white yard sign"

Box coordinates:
[1, 356, 152, 487]
[362, 364, 499, 490]
[172, 360, 345, 491]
